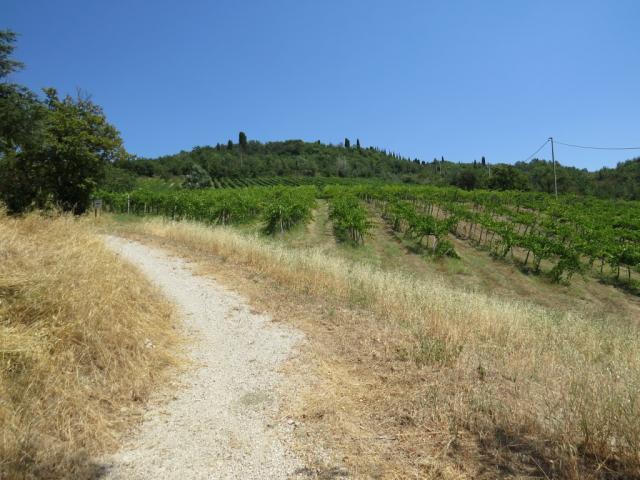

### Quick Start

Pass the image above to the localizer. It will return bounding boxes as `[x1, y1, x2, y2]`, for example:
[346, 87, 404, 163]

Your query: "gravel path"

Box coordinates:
[101, 236, 304, 479]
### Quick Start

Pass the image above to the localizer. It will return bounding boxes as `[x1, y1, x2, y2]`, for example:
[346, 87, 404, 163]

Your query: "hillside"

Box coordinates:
[116, 138, 425, 181]
[109, 136, 640, 199]
[4, 6, 640, 479]
[105, 202, 640, 478]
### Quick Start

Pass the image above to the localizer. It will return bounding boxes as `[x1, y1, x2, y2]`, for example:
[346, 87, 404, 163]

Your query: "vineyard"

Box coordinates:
[100, 182, 640, 291]
[193, 176, 387, 189]
[352, 184, 640, 287]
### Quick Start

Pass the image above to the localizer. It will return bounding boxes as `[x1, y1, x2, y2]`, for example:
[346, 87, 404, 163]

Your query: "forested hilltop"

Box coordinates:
[112, 134, 640, 199]
[2, 22, 638, 211]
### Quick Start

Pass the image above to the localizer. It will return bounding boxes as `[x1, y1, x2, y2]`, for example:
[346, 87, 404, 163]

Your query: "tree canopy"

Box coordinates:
[0, 32, 125, 213]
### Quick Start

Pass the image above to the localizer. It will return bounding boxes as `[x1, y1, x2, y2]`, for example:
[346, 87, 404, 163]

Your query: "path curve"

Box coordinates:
[102, 236, 304, 479]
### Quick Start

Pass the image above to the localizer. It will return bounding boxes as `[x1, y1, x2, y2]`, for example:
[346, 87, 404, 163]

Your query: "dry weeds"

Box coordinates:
[115, 217, 640, 479]
[0, 212, 180, 479]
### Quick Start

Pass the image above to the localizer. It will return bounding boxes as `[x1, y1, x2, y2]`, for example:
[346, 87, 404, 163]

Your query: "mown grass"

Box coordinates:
[0, 212, 180, 479]
[115, 216, 640, 479]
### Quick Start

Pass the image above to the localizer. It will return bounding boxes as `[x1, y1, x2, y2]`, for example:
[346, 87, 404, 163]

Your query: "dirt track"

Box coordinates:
[102, 236, 304, 479]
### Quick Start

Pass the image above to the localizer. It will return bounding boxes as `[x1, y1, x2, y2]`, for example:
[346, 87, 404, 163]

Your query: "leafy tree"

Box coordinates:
[0, 32, 47, 211]
[0, 85, 46, 155]
[101, 164, 138, 192]
[453, 170, 478, 190]
[481, 156, 486, 166]
[0, 30, 46, 157]
[488, 165, 528, 191]
[0, 30, 23, 78]
[227, 139, 233, 150]
[344, 138, 350, 149]
[183, 163, 213, 189]
[1, 32, 126, 213]
[0, 88, 125, 213]
[356, 138, 361, 150]
[43, 89, 125, 212]
[238, 131, 247, 149]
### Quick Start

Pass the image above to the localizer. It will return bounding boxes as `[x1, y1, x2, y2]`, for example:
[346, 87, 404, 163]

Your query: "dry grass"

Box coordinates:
[115, 216, 640, 479]
[0, 212, 180, 479]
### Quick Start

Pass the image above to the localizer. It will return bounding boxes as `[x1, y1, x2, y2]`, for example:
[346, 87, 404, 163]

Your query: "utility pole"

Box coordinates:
[549, 137, 558, 198]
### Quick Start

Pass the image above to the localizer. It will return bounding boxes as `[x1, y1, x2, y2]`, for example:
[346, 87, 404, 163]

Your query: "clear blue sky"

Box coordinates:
[5, 0, 640, 170]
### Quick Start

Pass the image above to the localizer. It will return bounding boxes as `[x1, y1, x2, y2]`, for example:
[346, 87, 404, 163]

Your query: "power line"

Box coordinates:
[521, 139, 550, 162]
[555, 141, 640, 151]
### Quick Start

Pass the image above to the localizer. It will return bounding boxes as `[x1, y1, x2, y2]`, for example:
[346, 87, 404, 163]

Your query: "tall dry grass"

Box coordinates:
[0, 213, 179, 479]
[122, 217, 640, 478]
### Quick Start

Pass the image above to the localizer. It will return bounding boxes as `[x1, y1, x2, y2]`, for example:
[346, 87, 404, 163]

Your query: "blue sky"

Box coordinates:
[5, 0, 640, 170]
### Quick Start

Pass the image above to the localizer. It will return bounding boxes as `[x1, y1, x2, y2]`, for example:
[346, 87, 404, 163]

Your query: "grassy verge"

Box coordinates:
[112, 216, 640, 479]
[0, 213, 179, 479]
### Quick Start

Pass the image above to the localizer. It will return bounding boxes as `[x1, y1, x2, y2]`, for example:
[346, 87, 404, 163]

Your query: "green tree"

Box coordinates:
[1, 88, 125, 213]
[183, 163, 213, 189]
[238, 131, 247, 149]
[0, 31, 47, 211]
[101, 164, 138, 192]
[453, 170, 478, 190]
[488, 165, 528, 191]
[44, 89, 125, 212]
[0, 30, 46, 157]
[0, 30, 23, 78]
[227, 139, 233, 150]
[344, 138, 350, 149]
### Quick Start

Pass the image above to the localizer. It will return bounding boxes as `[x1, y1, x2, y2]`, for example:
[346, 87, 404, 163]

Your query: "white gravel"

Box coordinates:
[101, 236, 305, 479]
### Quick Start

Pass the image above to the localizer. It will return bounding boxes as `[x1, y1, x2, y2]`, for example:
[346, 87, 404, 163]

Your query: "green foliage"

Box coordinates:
[101, 164, 138, 192]
[352, 183, 639, 287]
[117, 140, 426, 182]
[42, 89, 124, 213]
[261, 186, 316, 234]
[0, 30, 23, 78]
[238, 131, 247, 149]
[327, 189, 372, 244]
[434, 239, 459, 258]
[101, 185, 316, 232]
[592, 158, 640, 200]
[0, 33, 125, 214]
[0, 31, 47, 158]
[0, 84, 46, 156]
[183, 163, 213, 189]
[101, 181, 640, 290]
[109, 134, 640, 200]
[488, 165, 529, 191]
[378, 196, 459, 258]
[453, 169, 478, 190]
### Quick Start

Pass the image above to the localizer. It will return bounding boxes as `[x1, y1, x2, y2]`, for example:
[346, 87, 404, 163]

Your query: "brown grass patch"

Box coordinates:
[110, 217, 640, 479]
[0, 212, 180, 479]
